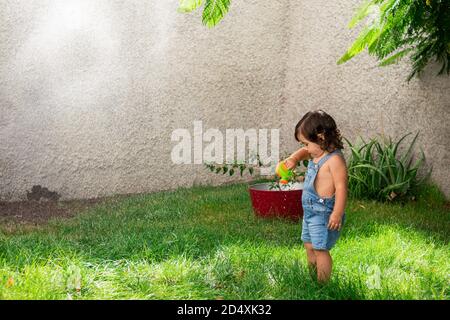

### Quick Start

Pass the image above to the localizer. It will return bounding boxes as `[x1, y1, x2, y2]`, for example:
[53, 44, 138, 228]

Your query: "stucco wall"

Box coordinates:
[0, 0, 288, 201]
[0, 0, 449, 201]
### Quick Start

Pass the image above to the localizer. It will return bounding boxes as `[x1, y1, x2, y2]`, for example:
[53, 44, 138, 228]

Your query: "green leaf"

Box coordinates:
[350, 163, 390, 185]
[380, 180, 410, 194]
[338, 27, 381, 65]
[379, 48, 413, 66]
[399, 131, 419, 164]
[393, 132, 412, 157]
[178, 0, 203, 13]
[348, 0, 375, 29]
[348, 173, 370, 187]
[202, 0, 231, 28]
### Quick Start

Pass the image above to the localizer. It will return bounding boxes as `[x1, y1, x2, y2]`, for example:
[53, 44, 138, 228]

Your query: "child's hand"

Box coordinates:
[284, 157, 297, 170]
[328, 212, 343, 231]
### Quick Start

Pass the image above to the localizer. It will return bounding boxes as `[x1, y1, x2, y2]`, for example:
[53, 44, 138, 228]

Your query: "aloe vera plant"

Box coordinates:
[345, 132, 431, 202]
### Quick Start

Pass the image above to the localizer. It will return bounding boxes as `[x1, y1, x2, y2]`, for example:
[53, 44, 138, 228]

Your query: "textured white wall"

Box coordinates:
[0, 0, 287, 201]
[0, 0, 448, 201]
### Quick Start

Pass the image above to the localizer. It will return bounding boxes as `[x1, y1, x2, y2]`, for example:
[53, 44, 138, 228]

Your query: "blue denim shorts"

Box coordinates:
[301, 198, 345, 251]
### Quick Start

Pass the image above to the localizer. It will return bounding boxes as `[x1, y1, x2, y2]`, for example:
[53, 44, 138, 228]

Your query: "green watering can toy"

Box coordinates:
[275, 161, 294, 185]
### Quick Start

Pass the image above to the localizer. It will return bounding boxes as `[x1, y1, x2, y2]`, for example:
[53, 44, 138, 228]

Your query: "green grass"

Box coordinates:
[0, 180, 448, 300]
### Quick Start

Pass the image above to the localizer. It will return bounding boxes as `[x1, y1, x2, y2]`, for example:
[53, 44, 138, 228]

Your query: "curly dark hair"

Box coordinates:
[294, 110, 344, 152]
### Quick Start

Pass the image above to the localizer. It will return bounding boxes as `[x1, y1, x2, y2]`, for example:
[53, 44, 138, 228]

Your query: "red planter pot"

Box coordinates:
[248, 182, 304, 221]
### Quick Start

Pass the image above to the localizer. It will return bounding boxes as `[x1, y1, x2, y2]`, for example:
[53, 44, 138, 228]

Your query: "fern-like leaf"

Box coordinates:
[348, 0, 375, 29]
[202, 0, 231, 28]
[339, 0, 450, 80]
[338, 26, 380, 64]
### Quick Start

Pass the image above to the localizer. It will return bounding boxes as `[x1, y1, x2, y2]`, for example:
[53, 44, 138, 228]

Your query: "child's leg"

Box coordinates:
[314, 250, 332, 283]
[303, 242, 316, 276]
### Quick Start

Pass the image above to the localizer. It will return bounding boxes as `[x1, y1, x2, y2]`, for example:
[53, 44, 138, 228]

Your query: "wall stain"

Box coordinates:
[26, 185, 61, 202]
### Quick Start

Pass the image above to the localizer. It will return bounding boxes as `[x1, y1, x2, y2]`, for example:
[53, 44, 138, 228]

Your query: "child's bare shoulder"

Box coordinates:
[327, 151, 346, 169]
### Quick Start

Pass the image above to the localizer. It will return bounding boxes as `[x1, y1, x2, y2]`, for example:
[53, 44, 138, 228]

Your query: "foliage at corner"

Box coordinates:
[338, 0, 450, 81]
[178, 0, 231, 28]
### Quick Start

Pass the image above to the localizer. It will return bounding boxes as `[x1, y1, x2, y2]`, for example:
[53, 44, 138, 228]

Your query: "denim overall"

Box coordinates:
[301, 149, 346, 250]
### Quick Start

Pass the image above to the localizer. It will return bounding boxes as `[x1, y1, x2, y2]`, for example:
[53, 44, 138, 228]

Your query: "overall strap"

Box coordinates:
[317, 149, 342, 169]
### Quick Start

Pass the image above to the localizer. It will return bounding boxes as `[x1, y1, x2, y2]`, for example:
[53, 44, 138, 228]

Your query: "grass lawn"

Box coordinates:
[0, 180, 448, 300]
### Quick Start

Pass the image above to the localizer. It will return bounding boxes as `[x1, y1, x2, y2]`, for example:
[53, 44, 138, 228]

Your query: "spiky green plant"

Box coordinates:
[345, 132, 432, 202]
[338, 0, 450, 81]
[178, 0, 231, 28]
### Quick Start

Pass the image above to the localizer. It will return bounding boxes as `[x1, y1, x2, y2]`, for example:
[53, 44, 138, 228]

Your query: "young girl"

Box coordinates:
[282, 110, 348, 283]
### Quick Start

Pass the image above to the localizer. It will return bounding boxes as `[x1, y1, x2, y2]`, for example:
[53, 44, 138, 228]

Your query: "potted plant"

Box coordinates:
[204, 153, 308, 221]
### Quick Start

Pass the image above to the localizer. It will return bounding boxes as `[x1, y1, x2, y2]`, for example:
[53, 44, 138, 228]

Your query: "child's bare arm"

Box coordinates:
[327, 155, 348, 230]
[284, 147, 311, 169]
